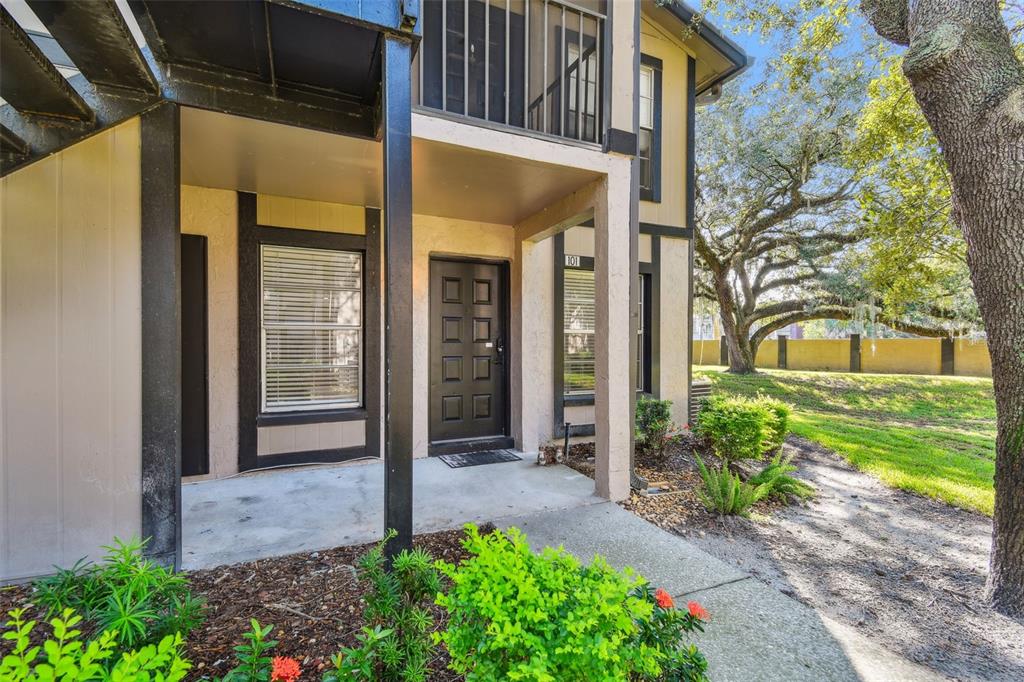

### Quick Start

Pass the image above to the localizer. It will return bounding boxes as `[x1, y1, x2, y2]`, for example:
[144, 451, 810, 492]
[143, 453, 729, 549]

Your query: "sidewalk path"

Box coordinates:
[499, 502, 944, 682]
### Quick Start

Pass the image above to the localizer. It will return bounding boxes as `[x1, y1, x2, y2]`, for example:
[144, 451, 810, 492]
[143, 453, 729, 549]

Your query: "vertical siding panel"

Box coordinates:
[2, 159, 62, 578]
[0, 119, 142, 580]
[110, 120, 143, 541]
[60, 133, 114, 564]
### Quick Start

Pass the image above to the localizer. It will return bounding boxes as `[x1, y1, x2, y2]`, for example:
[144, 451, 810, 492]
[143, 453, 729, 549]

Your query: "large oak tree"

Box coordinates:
[683, 0, 1024, 615]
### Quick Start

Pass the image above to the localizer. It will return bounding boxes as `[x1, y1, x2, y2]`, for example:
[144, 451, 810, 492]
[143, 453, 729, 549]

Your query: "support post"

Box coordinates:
[850, 333, 861, 373]
[941, 337, 955, 375]
[777, 334, 787, 369]
[593, 169, 633, 502]
[719, 335, 728, 366]
[140, 103, 181, 569]
[382, 35, 415, 556]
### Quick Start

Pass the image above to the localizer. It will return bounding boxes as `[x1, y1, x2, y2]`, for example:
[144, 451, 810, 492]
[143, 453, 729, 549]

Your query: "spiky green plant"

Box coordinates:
[749, 454, 815, 501]
[695, 456, 769, 517]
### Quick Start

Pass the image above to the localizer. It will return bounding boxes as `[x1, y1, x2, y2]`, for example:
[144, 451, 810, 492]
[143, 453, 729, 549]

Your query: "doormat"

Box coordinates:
[439, 449, 522, 469]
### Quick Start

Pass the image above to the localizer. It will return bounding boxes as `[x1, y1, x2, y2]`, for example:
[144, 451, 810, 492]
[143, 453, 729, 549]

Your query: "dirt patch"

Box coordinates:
[1, 530, 471, 681]
[683, 437, 1024, 681]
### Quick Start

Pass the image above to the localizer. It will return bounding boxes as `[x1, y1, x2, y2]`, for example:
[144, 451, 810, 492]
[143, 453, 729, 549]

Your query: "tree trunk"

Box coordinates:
[713, 273, 757, 373]
[865, 0, 1024, 615]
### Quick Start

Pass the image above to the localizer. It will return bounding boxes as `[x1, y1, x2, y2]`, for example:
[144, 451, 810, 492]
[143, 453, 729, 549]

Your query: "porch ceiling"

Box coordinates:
[181, 107, 601, 226]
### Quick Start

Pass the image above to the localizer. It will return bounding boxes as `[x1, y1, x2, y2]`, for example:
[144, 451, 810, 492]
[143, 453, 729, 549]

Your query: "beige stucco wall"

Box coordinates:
[1, 119, 142, 581]
[412, 214, 516, 457]
[181, 186, 238, 480]
[658, 236, 691, 425]
[564, 225, 652, 263]
[639, 16, 692, 229]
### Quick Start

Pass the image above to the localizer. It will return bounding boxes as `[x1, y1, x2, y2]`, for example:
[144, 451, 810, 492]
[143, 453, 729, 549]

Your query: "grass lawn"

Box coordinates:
[693, 366, 997, 515]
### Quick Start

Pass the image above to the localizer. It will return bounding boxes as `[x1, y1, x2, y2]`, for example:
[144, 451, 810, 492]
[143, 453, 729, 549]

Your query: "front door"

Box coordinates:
[429, 259, 508, 445]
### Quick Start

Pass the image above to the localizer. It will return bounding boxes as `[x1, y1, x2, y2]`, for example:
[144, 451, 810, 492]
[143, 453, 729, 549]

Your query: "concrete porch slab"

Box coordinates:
[181, 457, 599, 570]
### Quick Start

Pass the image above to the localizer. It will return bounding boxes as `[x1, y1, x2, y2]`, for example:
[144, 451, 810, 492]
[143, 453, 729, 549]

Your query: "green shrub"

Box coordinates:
[755, 396, 791, 454]
[695, 456, 769, 517]
[219, 619, 279, 682]
[0, 607, 191, 681]
[748, 455, 815, 501]
[631, 585, 709, 682]
[33, 537, 205, 650]
[325, 529, 442, 682]
[694, 395, 791, 464]
[636, 397, 678, 460]
[436, 524, 664, 681]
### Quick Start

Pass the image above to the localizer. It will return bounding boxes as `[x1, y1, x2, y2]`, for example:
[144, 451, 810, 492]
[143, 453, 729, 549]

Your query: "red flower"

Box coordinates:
[654, 588, 675, 609]
[271, 656, 301, 682]
[687, 600, 709, 621]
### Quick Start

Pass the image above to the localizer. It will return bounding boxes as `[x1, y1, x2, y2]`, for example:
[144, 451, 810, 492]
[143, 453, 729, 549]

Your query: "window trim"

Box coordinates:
[639, 53, 662, 203]
[237, 192, 381, 471]
[259, 243, 364, 414]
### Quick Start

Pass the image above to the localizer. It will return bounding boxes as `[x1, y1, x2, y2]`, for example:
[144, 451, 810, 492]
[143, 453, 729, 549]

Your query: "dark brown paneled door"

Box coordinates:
[181, 234, 209, 477]
[429, 259, 508, 443]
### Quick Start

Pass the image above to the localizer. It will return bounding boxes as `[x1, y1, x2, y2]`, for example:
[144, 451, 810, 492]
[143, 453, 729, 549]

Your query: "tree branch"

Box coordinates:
[862, 0, 911, 46]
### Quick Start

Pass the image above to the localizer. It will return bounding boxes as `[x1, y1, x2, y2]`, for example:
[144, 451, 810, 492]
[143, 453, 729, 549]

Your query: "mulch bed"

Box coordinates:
[560, 437, 785, 533]
[1, 529, 473, 681]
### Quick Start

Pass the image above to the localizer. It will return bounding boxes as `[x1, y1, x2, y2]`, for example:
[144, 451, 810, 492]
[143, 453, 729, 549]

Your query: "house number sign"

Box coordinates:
[565, 255, 581, 267]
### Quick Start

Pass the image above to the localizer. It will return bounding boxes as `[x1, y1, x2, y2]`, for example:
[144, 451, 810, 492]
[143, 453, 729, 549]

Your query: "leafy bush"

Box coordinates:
[636, 397, 679, 460]
[33, 537, 205, 649]
[748, 454, 815, 501]
[755, 396, 791, 454]
[631, 586, 709, 682]
[0, 607, 191, 681]
[325, 529, 442, 682]
[436, 524, 682, 681]
[694, 395, 791, 464]
[695, 456, 769, 517]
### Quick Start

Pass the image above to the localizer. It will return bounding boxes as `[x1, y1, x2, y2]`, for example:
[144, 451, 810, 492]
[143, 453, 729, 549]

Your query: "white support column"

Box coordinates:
[593, 166, 633, 501]
[511, 236, 554, 453]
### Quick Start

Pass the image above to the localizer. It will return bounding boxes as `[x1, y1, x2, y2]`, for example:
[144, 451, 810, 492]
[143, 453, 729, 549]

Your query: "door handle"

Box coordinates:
[494, 337, 505, 365]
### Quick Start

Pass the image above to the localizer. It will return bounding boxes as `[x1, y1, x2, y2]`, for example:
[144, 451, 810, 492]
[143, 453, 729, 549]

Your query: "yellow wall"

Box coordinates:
[1, 119, 142, 581]
[639, 16, 691, 229]
[953, 339, 992, 377]
[860, 338, 941, 375]
[691, 340, 720, 365]
[785, 339, 850, 372]
[755, 340, 778, 368]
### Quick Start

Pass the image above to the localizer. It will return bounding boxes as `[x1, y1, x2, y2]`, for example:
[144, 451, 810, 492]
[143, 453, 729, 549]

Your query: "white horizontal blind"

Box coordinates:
[564, 268, 595, 394]
[261, 245, 362, 412]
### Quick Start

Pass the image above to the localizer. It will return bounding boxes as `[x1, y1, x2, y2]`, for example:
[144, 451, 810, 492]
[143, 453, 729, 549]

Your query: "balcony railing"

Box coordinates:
[414, 0, 606, 144]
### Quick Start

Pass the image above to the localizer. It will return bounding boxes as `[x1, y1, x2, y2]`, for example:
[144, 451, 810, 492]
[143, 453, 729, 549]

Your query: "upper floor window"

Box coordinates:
[261, 245, 363, 412]
[639, 55, 662, 202]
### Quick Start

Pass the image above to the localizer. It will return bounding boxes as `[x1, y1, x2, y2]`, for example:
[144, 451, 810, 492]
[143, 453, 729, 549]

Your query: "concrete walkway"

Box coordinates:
[502, 503, 943, 682]
[181, 456, 600, 569]
[184, 458, 941, 680]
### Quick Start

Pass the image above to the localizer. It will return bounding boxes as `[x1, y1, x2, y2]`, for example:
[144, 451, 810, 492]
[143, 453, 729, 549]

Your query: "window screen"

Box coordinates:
[564, 268, 595, 394]
[261, 245, 362, 412]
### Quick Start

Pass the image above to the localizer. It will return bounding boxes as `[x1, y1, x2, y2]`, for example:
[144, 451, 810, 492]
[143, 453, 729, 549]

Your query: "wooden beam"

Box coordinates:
[0, 5, 92, 121]
[26, 0, 158, 93]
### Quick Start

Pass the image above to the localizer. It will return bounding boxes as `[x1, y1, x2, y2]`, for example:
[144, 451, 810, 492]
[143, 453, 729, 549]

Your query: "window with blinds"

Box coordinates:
[260, 245, 362, 412]
[564, 268, 595, 395]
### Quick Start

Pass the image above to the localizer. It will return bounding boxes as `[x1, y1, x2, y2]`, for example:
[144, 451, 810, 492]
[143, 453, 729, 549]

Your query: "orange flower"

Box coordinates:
[654, 588, 675, 609]
[687, 600, 709, 621]
[271, 656, 301, 682]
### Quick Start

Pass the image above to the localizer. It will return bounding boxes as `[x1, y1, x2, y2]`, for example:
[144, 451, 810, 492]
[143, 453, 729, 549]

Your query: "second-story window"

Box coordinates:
[639, 55, 662, 202]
